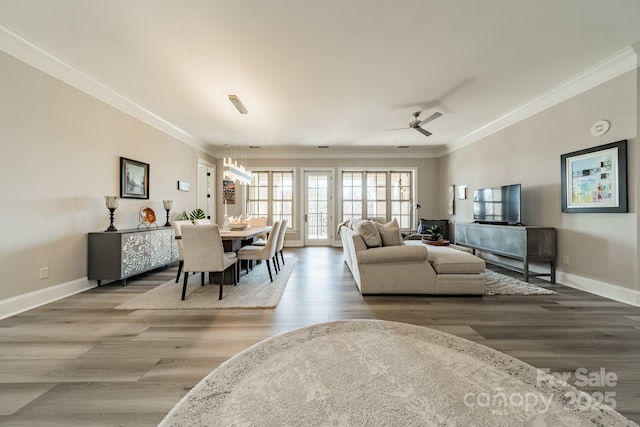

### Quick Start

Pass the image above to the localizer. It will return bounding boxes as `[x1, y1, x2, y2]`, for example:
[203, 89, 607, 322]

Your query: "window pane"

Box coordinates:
[391, 201, 401, 215]
[391, 186, 400, 200]
[272, 171, 293, 227]
[342, 171, 363, 221]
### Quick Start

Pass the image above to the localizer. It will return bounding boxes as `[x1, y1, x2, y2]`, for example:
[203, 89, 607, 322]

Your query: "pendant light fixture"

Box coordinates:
[225, 95, 252, 185]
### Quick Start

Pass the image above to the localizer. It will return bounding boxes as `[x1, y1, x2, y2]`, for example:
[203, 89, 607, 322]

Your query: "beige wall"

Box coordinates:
[439, 70, 638, 292]
[0, 52, 214, 301]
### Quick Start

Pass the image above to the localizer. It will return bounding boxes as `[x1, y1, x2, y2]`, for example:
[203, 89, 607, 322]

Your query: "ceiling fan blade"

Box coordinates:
[383, 127, 409, 132]
[419, 111, 442, 126]
[414, 127, 432, 137]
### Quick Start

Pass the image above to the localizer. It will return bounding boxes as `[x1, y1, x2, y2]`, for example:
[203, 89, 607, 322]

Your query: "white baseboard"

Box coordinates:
[0, 278, 97, 320]
[556, 272, 640, 307]
[455, 251, 640, 307]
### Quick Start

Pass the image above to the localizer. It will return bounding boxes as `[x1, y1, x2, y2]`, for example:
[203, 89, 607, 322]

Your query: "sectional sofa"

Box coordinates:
[339, 219, 486, 295]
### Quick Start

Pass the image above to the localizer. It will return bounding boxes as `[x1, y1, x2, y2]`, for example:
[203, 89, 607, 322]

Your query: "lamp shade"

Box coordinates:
[163, 200, 173, 210]
[105, 196, 119, 209]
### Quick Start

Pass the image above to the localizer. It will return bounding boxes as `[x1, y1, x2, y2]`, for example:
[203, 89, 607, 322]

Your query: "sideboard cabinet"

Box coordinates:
[88, 227, 178, 285]
[454, 223, 556, 283]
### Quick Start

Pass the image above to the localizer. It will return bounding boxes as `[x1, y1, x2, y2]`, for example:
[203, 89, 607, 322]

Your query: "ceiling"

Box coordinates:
[1, 0, 640, 158]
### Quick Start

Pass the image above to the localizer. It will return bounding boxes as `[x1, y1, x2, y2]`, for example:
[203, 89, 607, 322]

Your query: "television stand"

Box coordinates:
[454, 223, 556, 283]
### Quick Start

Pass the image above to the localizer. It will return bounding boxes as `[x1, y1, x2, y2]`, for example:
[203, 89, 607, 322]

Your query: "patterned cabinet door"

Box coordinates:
[121, 229, 173, 277]
[170, 229, 179, 262]
[151, 229, 173, 266]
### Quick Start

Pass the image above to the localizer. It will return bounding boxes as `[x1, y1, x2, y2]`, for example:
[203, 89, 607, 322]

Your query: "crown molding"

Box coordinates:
[216, 146, 442, 159]
[0, 24, 216, 156]
[3, 23, 637, 161]
[440, 45, 639, 157]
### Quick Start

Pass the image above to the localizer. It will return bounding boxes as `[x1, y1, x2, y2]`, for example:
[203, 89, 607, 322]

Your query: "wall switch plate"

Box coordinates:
[562, 256, 569, 265]
[39, 267, 49, 279]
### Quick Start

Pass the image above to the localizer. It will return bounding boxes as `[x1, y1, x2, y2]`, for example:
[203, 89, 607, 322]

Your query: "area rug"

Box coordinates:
[158, 320, 634, 426]
[116, 257, 297, 310]
[484, 270, 557, 295]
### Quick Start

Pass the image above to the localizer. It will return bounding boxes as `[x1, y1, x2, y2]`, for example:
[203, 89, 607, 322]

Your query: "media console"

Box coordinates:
[454, 223, 556, 283]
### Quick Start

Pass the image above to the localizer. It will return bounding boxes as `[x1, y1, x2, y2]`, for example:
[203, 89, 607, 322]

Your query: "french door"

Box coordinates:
[304, 170, 333, 246]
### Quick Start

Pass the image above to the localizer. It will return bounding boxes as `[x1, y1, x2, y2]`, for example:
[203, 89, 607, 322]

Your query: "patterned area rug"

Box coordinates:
[116, 257, 296, 309]
[159, 320, 635, 426]
[484, 269, 557, 295]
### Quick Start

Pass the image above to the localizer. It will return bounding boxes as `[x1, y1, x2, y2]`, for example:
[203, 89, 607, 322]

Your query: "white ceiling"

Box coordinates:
[1, 0, 640, 157]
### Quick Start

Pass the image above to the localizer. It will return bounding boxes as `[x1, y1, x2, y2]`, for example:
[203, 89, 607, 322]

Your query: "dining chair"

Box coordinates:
[171, 219, 194, 283]
[180, 224, 238, 300]
[248, 217, 268, 246]
[237, 221, 282, 282]
[274, 219, 288, 270]
[194, 219, 212, 225]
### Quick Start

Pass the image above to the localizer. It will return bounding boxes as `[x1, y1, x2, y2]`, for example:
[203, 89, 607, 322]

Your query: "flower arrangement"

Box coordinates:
[227, 215, 250, 230]
[227, 215, 248, 225]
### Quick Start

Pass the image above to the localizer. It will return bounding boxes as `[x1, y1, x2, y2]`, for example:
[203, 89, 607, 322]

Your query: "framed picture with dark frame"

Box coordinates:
[560, 140, 627, 213]
[120, 157, 150, 199]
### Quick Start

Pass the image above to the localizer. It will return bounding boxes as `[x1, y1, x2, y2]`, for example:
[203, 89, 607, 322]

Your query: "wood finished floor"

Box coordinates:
[1, 247, 639, 426]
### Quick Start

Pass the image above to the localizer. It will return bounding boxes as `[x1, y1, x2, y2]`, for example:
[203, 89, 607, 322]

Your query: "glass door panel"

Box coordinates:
[304, 171, 332, 246]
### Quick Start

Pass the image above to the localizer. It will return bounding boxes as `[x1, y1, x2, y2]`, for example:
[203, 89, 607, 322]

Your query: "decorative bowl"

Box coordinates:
[139, 207, 156, 224]
[228, 223, 248, 231]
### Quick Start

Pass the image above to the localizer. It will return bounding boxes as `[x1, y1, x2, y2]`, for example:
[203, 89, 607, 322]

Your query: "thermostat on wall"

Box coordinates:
[590, 120, 610, 136]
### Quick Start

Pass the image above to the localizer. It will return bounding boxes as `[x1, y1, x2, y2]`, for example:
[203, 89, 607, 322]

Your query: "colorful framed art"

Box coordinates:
[560, 140, 627, 213]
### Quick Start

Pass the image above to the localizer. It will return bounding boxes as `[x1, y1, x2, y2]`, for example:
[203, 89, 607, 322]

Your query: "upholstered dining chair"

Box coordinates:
[274, 218, 288, 270]
[171, 219, 194, 283]
[193, 218, 212, 225]
[237, 221, 282, 282]
[248, 217, 268, 246]
[180, 224, 238, 301]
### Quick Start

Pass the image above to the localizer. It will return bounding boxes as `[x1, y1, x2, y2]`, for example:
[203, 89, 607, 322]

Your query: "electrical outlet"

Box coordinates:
[562, 256, 569, 265]
[39, 267, 49, 279]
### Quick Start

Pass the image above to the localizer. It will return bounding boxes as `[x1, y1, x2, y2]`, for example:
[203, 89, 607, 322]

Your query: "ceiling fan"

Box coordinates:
[388, 111, 443, 137]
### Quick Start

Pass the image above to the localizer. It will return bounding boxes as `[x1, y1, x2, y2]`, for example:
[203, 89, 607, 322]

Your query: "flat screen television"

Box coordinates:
[473, 184, 521, 225]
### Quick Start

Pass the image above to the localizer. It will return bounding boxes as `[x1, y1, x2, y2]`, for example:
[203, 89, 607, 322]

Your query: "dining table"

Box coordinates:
[220, 225, 272, 252]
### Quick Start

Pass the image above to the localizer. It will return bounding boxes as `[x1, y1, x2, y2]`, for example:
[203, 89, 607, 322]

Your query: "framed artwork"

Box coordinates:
[223, 179, 235, 204]
[447, 184, 455, 215]
[560, 140, 627, 213]
[120, 157, 149, 199]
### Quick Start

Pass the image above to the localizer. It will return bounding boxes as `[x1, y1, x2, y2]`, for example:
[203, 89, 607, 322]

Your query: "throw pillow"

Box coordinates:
[375, 219, 403, 246]
[356, 220, 382, 248]
[336, 219, 351, 235]
[350, 218, 364, 231]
